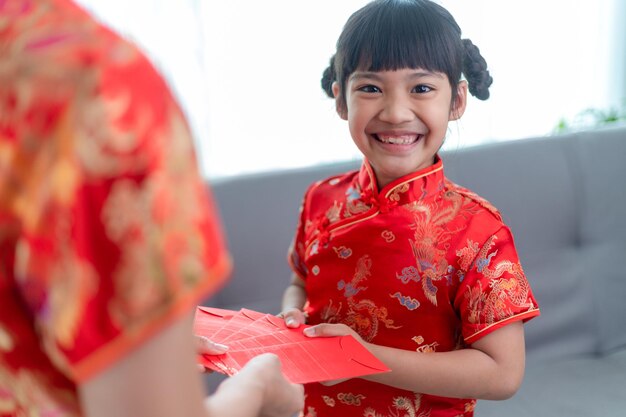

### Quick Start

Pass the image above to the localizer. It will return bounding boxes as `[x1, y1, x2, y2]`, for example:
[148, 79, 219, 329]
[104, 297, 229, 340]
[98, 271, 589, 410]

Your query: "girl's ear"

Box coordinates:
[332, 82, 348, 120]
[449, 80, 468, 121]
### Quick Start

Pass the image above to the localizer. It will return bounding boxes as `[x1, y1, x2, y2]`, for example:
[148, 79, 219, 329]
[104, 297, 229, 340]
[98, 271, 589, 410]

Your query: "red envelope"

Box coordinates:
[224, 334, 388, 384]
[193, 306, 390, 384]
[220, 309, 269, 342]
[210, 310, 258, 342]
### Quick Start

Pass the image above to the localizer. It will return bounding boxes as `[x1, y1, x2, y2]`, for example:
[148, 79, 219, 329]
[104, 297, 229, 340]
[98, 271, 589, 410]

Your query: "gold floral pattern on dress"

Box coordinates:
[381, 230, 396, 243]
[412, 336, 439, 353]
[102, 179, 174, 324]
[456, 240, 480, 271]
[1, 2, 230, 414]
[326, 201, 344, 224]
[336, 255, 371, 298]
[47, 248, 98, 349]
[345, 185, 372, 217]
[388, 183, 410, 202]
[364, 393, 429, 417]
[336, 256, 401, 341]
[337, 392, 366, 406]
[406, 205, 455, 306]
[464, 283, 487, 325]
[320, 299, 343, 324]
[464, 400, 476, 413]
[0, 368, 80, 417]
[464, 235, 536, 326]
[346, 297, 401, 342]
[322, 395, 336, 407]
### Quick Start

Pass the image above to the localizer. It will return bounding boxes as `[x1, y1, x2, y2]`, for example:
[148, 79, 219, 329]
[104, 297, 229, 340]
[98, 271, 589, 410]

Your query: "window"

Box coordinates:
[77, 0, 625, 179]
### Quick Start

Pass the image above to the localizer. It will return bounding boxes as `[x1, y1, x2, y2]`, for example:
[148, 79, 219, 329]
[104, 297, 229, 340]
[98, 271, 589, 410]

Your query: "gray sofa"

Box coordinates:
[203, 124, 626, 416]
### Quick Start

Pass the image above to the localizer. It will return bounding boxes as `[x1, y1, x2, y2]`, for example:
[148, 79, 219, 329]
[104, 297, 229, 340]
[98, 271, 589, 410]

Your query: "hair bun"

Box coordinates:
[462, 38, 493, 100]
[321, 55, 336, 98]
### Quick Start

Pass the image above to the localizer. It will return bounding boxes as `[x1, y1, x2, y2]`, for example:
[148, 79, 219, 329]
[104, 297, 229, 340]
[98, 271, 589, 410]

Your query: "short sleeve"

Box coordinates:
[287, 188, 312, 280]
[7, 22, 231, 382]
[456, 226, 540, 344]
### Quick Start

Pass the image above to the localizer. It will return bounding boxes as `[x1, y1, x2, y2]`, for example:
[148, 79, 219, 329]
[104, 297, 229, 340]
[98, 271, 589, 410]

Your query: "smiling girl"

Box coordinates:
[281, 1, 540, 416]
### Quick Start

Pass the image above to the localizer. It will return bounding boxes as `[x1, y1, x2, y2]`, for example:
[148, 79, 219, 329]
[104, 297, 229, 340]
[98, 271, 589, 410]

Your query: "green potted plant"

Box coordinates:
[554, 102, 626, 134]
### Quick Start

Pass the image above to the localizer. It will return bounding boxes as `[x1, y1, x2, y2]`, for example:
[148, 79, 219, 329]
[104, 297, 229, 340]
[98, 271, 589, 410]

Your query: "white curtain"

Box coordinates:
[76, 0, 624, 179]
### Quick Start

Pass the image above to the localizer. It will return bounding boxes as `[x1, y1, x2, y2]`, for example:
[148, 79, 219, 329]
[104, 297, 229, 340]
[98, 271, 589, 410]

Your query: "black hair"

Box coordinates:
[321, 0, 493, 110]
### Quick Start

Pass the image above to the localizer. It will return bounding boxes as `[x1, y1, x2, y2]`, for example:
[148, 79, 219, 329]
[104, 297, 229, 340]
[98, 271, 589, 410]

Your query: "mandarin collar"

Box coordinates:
[356, 155, 445, 210]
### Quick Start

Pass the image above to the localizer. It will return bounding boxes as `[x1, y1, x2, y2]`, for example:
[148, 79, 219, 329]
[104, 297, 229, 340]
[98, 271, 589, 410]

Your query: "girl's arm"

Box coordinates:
[305, 320, 526, 401]
[281, 274, 308, 327]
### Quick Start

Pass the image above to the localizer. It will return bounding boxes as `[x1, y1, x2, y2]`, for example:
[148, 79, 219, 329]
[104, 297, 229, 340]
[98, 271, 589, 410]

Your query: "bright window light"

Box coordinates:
[76, 0, 624, 179]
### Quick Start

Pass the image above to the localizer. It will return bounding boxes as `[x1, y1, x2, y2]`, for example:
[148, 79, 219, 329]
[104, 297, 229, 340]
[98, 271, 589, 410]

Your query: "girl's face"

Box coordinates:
[333, 68, 467, 189]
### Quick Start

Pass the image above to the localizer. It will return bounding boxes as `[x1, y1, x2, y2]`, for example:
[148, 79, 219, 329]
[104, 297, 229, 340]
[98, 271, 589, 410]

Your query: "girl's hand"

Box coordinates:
[303, 323, 363, 341]
[278, 307, 307, 328]
[195, 335, 229, 372]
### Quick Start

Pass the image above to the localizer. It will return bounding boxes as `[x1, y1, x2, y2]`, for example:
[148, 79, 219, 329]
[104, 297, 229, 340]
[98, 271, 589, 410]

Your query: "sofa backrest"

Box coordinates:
[207, 160, 359, 312]
[207, 124, 626, 364]
[444, 125, 626, 362]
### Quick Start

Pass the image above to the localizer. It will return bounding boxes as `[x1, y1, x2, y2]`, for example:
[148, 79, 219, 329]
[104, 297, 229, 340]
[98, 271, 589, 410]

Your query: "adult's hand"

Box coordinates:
[195, 335, 228, 372]
[212, 353, 304, 417]
[195, 335, 229, 354]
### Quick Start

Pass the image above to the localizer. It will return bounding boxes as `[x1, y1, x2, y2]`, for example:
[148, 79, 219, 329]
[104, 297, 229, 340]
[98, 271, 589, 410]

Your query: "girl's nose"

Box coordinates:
[378, 96, 415, 124]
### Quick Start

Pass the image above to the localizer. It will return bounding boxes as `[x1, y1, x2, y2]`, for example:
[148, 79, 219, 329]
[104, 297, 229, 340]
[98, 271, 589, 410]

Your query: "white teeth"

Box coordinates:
[376, 135, 418, 145]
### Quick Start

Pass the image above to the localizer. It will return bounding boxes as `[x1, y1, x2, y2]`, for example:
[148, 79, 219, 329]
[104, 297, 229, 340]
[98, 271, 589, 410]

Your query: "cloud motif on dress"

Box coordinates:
[381, 230, 395, 243]
[337, 280, 364, 297]
[390, 292, 420, 310]
[333, 246, 352, 259]
[396, 266, 420, 284]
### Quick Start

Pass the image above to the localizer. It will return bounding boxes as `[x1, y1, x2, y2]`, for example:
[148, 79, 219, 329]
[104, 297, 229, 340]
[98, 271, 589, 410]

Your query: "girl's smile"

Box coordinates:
[333, 68, 467, 189]
[372, 131, 423, 146]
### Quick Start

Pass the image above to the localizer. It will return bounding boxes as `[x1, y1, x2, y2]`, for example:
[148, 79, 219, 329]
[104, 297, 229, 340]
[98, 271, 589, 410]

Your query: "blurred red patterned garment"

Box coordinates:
[0, 0, 231, 415]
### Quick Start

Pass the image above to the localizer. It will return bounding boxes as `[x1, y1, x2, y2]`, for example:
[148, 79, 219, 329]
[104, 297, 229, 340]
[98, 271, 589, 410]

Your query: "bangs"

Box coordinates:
[338, 0, 461, 79]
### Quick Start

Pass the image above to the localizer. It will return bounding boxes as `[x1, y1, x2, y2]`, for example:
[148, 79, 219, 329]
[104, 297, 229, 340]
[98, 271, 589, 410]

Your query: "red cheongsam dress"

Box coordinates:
[0, 1, 231, 415]
[289, 157, 540, 417]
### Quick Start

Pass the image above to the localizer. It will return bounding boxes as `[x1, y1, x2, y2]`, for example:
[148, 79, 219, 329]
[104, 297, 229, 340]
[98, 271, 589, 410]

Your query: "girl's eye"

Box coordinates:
[358, 85, 381, 93]
[412, 84, 432, 93]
